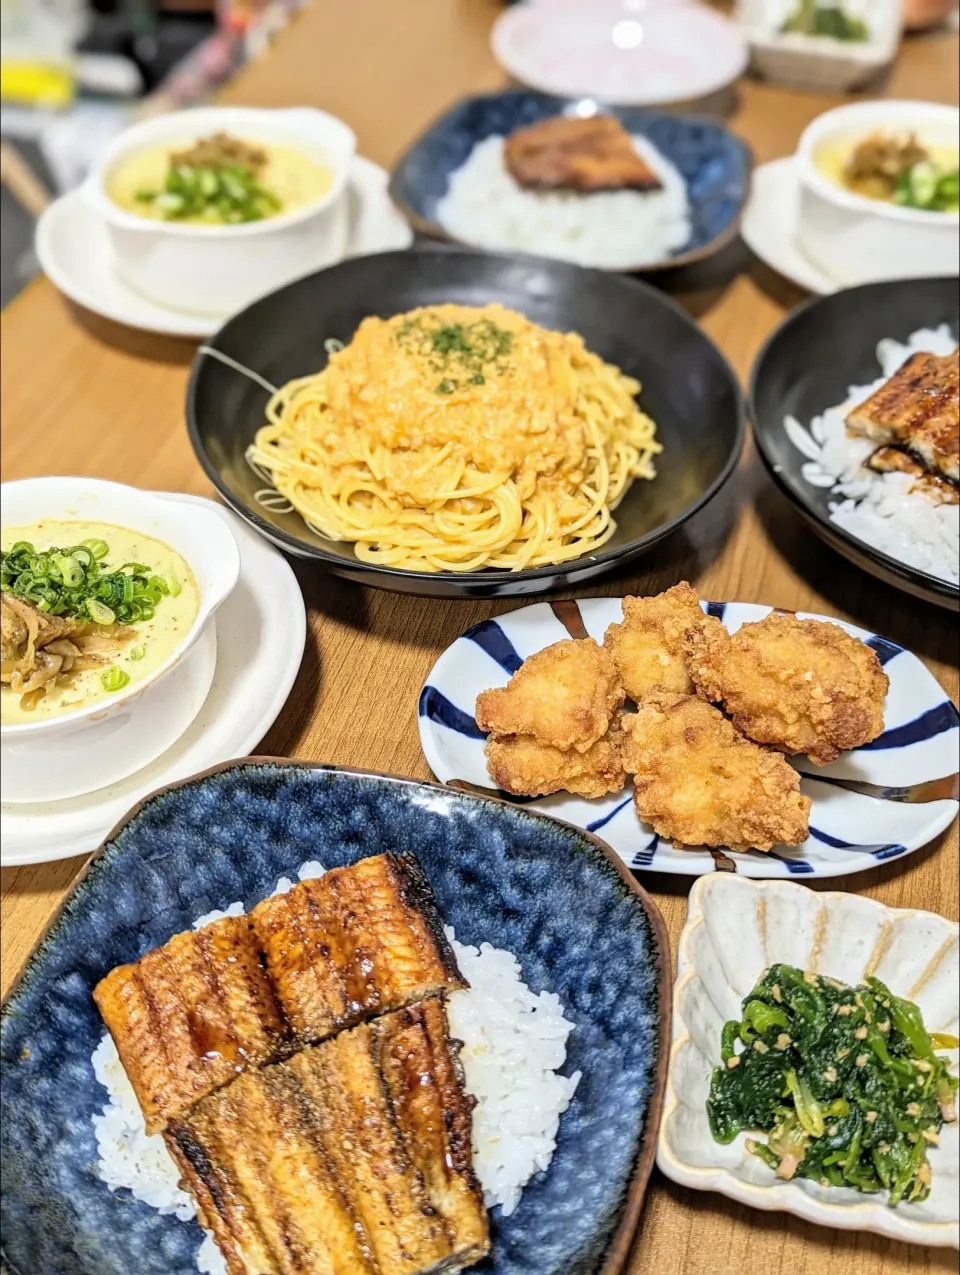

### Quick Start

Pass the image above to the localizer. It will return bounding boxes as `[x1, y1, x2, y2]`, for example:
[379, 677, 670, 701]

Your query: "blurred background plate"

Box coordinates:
[186, 247, 745, 599]
[390, 91, 752, 272]
[490, 2, 749, 106]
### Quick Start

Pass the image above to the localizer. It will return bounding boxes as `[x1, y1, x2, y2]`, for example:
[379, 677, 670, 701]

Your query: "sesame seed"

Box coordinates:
[754, 1040, 769, 1054]
[856, 1055, 867, 1068]
[727, 1055, 740, 1069]
[854, 1025, 868, 1040]
[877, 1021, 890, 1033]
[771, 985, 782, 1003]
[776, 1033, 792, 1050]
[865, 1111, 877, 1123]
[915, 1060, 932, 1073]
[907, 1102, 921, 1117]
[836, 1048, 850, 1060]
[823, 1066, 837, 1083]
[922, 1128, 939, 1145]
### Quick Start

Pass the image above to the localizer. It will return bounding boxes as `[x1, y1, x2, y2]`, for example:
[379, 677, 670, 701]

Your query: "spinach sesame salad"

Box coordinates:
[707, 964, 959, 1206]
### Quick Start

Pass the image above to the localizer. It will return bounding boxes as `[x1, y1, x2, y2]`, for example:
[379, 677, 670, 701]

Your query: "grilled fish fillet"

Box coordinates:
[250, 853, 465, 1046]
[166, 1000, 490, 1275]
[867, 446, 959, 504]
[94, 915, 287, 1134]
[846, 348, 959, 482]
[503, 114, 662, 193]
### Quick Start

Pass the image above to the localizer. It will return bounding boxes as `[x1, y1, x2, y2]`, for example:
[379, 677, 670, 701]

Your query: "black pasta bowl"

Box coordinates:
[186, 248, 744, 598]
[750, 277, 959, 612]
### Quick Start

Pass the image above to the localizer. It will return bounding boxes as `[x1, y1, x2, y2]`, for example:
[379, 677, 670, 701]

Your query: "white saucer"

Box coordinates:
[740, 157, 836, 295]
[34, 155, 413, 338]
[0, 494, 306, 867]
[491, 1, 749, 106]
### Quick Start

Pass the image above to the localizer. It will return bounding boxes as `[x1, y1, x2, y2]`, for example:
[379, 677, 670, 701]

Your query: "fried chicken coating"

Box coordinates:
[475, 638, 624, 753]
[603, 581, 705, 699]
[684, 612, 888, 766]
[485, 724, 625, 799]
[620, 692, 811, 852]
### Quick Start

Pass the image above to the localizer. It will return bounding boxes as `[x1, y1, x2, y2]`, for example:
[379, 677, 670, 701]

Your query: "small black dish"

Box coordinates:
[750, 277, 959, 612]
[187, 248, 744, 599]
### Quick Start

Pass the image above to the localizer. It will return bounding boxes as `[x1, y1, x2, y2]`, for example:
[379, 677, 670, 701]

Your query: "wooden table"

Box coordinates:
[2, 4, 958, 1272]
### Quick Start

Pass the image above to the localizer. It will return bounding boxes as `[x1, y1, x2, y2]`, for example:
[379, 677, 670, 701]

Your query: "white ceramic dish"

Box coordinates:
[1, 478, 240, 803]
[741, 157, 836, 294]
[659, 873, 959, 1245]
[35, 156, 412, 338]
[736, 0, 900, 92]
[490, 1, 749, 106]
[0, 494, 305, 866]
[80, 106, 357, 316]
[419, 597, 959, 879]
[795, 101, 960, 286]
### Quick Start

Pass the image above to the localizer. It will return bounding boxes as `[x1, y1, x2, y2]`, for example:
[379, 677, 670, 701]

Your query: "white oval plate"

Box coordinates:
[0, 494, 306, 867]
[419, 597, 959, 879]
[491, 1, 749, 107]
[741, 157, 836, 295]
[659, 873, 958, 1245]
[34, 155, 413, 339]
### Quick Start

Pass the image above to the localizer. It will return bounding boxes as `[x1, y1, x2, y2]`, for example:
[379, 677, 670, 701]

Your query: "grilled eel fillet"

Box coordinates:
[846, 348, 959, 483]
[503, 114, 662, 193]
[94, 853, 464, 1133]
[250, 852, 465, 1046]
[93, 915, 287, 1135]
[165, 999, 490, 1275]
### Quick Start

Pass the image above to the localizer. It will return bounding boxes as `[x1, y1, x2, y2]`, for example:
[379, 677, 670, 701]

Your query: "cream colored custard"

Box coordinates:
[107, 138, 333, 224]
[1, 520, 199, 725]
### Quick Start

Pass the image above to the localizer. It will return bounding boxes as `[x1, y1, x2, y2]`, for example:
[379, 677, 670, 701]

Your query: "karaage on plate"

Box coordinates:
[620, 691, 811, 852]
[475, 638, 624, 752]
[684, 612, 888, 765]
[485, 725, 625, 799]
[603, 581, 705, 699]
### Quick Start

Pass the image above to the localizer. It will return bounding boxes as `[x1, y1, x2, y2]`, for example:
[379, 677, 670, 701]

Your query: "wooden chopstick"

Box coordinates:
[0, 142, 53, 218]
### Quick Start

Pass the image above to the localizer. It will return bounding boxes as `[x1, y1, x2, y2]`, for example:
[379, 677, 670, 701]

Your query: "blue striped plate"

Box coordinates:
[419, 599, 959, 880]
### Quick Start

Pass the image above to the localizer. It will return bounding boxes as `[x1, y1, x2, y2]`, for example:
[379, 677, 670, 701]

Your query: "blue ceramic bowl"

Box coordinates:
[0, 761, 671, 1275]
[389, 90, 752, 271]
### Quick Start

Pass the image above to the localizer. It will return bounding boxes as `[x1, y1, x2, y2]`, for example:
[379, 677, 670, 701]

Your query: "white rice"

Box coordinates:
[785, 324, 959, 584]
[436, 133, 691, 269]
[91, 860, 578, 1270]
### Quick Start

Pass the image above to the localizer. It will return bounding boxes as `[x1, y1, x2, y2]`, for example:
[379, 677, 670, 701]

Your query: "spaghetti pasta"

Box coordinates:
[246, 303, 660, 573]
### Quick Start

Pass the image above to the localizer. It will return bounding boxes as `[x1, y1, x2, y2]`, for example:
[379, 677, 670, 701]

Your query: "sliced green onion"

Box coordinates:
[100, 667, 131, 693]
[129, 645, 145, 662]
[164, 567, 182, 598]
[86, 598, 116, 625]
[82, 539, 109, 561]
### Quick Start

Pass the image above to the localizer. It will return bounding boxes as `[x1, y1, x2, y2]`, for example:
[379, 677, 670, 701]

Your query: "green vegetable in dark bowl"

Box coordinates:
[707, 964, 958, 1205]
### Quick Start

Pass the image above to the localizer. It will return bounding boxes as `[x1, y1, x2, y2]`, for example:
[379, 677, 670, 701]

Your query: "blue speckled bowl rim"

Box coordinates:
[1, 757, 673, 1275]
[388, 90, 753, 273]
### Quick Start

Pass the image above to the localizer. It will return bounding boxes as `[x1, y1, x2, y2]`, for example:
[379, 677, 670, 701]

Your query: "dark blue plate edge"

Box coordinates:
[747, 279, 960, 614]
[387, 90, 754, 273]
[0, 755, 673, 1275]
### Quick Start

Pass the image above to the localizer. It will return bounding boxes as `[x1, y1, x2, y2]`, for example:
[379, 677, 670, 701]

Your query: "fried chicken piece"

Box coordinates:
[685, 612, 888, 766]
[603, 582, 705, 699]
[504, 114, 662, 193]
[845, 348, 959, 482]
[475, 638, 624, 753]
[621, 692, 811, 852]
[485, 723, 625, 799]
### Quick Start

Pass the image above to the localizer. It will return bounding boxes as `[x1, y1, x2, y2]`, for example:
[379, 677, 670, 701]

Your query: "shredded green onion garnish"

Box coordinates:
[0, 540, 171, 625]
[100, 667, 131, 693]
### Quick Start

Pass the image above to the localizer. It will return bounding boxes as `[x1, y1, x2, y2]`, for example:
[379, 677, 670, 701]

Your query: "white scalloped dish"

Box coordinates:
[659, 874, 959, 1245]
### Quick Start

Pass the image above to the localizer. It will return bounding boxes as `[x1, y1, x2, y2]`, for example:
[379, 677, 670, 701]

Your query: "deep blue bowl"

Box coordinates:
[1, 761, 671, 1275]
[389, 90, 752, 270]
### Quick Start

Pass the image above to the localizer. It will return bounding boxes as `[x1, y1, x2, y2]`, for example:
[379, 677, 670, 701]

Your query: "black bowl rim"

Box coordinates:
[748, 277, 960, 610]
[386, 88, 754, 273]
[186, 247, 746, 593]
[0, 756, 673, 1275]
